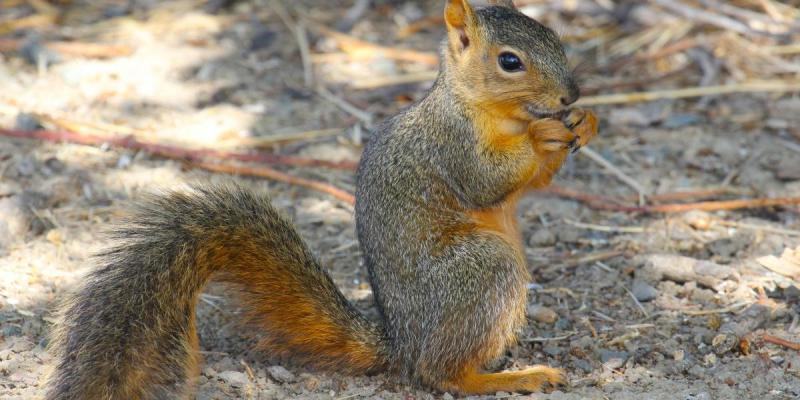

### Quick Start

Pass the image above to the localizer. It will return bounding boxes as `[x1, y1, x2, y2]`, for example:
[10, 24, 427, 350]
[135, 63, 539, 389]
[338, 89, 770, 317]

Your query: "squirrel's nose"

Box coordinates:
[560, 85, 580, 106]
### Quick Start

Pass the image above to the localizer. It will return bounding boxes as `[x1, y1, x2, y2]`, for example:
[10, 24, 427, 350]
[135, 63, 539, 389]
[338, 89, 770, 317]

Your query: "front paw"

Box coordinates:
[528, 118, 578, 154]
[562, 108, 598, 150]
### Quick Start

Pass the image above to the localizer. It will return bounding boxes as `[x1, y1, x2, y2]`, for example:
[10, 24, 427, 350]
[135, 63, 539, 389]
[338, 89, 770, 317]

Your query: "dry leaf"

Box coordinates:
[757, 247, 800, 281]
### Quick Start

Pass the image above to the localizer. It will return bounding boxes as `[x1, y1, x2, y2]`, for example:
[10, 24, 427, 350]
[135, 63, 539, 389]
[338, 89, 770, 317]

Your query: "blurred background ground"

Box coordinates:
[1, 0, 800, 399]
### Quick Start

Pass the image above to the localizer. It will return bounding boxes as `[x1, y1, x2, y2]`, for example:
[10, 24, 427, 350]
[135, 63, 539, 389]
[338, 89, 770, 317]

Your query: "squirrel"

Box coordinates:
[46, 0, 598, 398]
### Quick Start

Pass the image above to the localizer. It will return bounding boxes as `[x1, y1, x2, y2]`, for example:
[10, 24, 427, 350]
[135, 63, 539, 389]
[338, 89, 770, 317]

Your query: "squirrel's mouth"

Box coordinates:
[526, 104, 567, 120]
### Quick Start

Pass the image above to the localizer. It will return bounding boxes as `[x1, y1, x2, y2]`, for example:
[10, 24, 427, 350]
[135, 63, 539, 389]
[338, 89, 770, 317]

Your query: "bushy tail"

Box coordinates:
[47, 185, 388, 400]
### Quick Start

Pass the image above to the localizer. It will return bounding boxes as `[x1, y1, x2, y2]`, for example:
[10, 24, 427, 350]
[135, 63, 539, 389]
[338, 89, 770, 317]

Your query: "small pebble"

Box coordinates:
[11, 339, 35, 353]
[599, 349, 629, 364]
[543, 346, 563, 356]
[217, 371, 249, 387]
[683, 210, 712, 230]
[573, 358, 593, 373]
[703, 353, 717, 366]
[631, 280, 658, 302]
[14, 113, 42, 131]
[528, 229, 556, 247]
[303, 375, 321, 391]
[662, 113, 701, 129]
[711, 333, 738, 355]
[267, 365, 297, 383]
[527, 305, 558, 324]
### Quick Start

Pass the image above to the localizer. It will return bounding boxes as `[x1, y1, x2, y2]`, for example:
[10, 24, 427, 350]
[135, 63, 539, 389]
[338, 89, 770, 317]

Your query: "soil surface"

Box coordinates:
[1, 1, 799, 399]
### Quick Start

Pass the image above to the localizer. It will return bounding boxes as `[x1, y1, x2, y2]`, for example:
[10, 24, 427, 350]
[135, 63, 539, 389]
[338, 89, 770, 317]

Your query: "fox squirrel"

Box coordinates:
[46, 0, 598, 398]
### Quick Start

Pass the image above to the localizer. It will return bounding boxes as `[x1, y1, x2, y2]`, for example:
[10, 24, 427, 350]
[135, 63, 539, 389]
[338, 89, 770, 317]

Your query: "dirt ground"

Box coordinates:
[1, 0, 800, 399]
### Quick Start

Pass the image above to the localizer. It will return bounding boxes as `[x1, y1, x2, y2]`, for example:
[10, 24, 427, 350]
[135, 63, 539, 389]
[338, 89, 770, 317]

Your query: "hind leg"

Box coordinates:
[441, 363, 564, 395]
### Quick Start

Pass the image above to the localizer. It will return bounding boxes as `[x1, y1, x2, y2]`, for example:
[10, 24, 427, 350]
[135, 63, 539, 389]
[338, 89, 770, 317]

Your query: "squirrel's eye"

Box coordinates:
[498, 52, 524, 72]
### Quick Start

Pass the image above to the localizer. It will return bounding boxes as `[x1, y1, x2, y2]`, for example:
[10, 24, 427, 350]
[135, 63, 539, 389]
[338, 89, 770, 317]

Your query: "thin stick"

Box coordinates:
[717, 220, 800, 237]
[577, 80, 800, 106]
[539, 185, 800, 213]
[565, 219, 646, 234]
[316, 86, 373, 125]
[218, 128, 344, 149]
[397, 16, 445, 39]
[351, 70, 439, 90]
[602, 37, 701, 72]
[579, 147, 649, 205]
[193, 161, 355, 205]
[640, 187, 749, 203]
[538, 185, 624, 208]
[0, 129, 359, 171]
[638, 197, 800, 213]
[650, 0, 773, 37]
[623, 287, 649, 318]
[0, 38, 133, 58]
[295, 22, 314, 87]
[762, 334, 800, 351]
[310, 23, 439, 66]
[681, 301, 752, 316]
[560, 250, 624, 268]
[522, 331, 577, 343]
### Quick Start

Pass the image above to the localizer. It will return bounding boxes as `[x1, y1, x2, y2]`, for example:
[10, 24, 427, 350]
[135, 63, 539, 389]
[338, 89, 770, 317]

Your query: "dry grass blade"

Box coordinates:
[192, 161, 355, 205]
[351, 70, 439, 89]
[218, 128, 344, 149]
[650, 0, 776, 37]
[577, 80, 800, 106]
[0, 128, 359, 171]
[310, 22, 439, 66]
[579, 147, 649, 204]
[0, 39, 134, 59]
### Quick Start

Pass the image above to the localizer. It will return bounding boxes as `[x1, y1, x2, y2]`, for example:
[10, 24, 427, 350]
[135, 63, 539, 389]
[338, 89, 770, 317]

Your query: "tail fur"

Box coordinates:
[47, 185, 388, 400]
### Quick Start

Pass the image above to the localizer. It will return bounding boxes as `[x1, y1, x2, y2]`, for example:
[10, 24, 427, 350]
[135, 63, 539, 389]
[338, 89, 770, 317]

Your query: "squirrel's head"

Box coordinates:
[443, 0, 579, 121]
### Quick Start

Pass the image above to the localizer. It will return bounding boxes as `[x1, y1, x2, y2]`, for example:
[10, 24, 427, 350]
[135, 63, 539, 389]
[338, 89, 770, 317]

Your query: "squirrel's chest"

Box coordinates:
[466, 193, 524, 263]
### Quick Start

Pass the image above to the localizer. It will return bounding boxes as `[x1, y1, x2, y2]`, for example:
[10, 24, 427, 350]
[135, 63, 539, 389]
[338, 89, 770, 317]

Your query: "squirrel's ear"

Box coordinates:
[444, 0, 477, 50]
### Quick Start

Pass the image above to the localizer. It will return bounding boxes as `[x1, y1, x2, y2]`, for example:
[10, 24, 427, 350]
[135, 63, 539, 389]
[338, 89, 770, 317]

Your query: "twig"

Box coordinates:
[565, 219, 646, 234]
[592, 310, 616, 322]
[559, 250, 624, 268]
[650, 0, 775, 37]
[579, 147, 649, 205]
[218, 128, 344, 149]
[0, 38, 134, 59]
[763, 334, 800, 351]
[0, 128, 359, 171]
[397, 16, 446, 38]
[577, 80, 800, 106]
[268, 0, 314, 87]
[637, 187, 750, 203]
[316, 86, 373, 125]
[295, 22, 314, 87]
[310, 23, 439, 65]
[522, 331, 577, 343]
[717, 220, 800, 237]
[538, 185, 625, 208]
[623, 287, 649, 318]
[636, 197, 800, 213]
[681, 301, 752, 316]
[775, 137, 800, 155]
[193, 161, 355, 205]
[582, 67, 687, 95]
[698, 0, 799, 31]
[351, 70, 439, 89]
[539, 185, 800, 213]
[601, 37, 702, 72]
